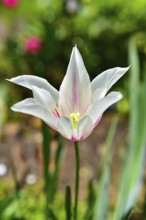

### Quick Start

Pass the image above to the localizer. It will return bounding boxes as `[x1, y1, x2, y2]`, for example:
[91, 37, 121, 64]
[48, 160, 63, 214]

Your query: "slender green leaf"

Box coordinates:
[50, 136, 64, 201]
[93, 118, 118, 220]
[42, 122, 52, 217]
[65, 186, 72, 220]
[42, 122, 51, 181]
[48, 208, 58, 220]
[84, 180, 96, 220]
[112, 37, 146, 220]
[128, 37, 140, 156]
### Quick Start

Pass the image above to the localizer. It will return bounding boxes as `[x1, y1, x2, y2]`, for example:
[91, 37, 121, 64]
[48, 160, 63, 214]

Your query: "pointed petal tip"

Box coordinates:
[10, 102, 21, 111]
[115, 66, 130, 73]
[127, 65, 131, 70]
[117, 92, 123, 100]
[73, 44, 79, 53]
[10, 105, 17, 112]
[119, 65, 131, 73]
[111, 91, 123, 100]
[6, 78, 13, 82]
[125, 65, 131, 71]
[6, 75, 23, 83]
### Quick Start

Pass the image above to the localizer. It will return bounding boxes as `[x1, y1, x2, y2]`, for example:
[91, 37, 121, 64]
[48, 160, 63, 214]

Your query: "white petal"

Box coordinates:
[58, 46, 92, 116]
[32, 86, 57, 111]
[88, 92, 122, 125]
[56, 116, 73, 139]
[77, 116, 93, 140]
[11, 98, 57, 128]
[91, 67, 129, 102]
[7, 75, 59, 102]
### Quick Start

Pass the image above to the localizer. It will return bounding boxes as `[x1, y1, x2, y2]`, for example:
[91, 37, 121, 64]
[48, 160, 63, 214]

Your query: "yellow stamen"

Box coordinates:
[70, 112, 80, 129]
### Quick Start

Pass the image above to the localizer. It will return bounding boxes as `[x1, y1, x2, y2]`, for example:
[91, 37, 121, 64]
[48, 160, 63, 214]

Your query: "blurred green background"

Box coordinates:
[0, 0, 146, 118]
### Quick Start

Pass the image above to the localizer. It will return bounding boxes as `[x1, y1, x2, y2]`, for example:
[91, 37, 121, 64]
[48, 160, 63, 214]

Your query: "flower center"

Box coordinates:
[70, 112, 80, 129]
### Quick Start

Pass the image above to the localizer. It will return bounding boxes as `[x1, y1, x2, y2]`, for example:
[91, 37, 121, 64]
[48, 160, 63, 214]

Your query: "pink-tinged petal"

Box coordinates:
[58, 46, 92, 116]
[94, 115, 102, 127]
[88, 92, 122, 125]
[56, 116, 93, 141]
[91, 67, 129, 102]
[52, 109, 60, 119]
[7, 75, 59, 102]
[11, 98, 57, 129]
[58, 93, 74, 116]
[71, 136, 78, 141]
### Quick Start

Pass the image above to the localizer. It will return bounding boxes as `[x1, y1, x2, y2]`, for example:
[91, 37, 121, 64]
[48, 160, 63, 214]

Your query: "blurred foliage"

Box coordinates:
[0, 179, 86, 220]
[0, 180, 59, 220]
[0, 0, 146, 85]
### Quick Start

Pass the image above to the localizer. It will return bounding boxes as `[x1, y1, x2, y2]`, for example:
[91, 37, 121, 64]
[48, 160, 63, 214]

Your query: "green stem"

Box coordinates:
[73, 141, 80, 220]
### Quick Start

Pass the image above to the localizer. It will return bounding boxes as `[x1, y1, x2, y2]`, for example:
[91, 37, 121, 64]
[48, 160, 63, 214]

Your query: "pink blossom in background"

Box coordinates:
[25, 36, 42, 54]
[2, 0, 19, 8]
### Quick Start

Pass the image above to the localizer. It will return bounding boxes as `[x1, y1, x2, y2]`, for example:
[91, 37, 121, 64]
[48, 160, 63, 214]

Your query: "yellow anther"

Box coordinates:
[70, 112, 80, 129]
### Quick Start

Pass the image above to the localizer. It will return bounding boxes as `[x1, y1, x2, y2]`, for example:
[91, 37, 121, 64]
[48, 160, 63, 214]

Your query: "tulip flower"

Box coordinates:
[8, 46, 129, 141]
